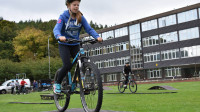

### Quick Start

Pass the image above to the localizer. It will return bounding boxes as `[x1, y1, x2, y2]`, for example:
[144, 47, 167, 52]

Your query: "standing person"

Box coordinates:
[10, 80, 15, 94]
[33, 80, 38, 91]
[20, 78, 27, 94]
[15, 79, 20, 94]
[123, 62, 132, 88]
[53, 0, 103, 94]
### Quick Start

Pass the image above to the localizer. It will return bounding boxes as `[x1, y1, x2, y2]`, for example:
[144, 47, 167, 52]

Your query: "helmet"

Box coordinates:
[65, 0, 81, 5]
[125, 62, 130, 64]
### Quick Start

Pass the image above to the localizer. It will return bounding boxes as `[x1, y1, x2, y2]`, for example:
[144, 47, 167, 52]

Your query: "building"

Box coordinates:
[80, 3, 200, 83]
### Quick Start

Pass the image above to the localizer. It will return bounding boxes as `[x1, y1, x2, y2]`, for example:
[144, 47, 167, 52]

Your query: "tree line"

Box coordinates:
[0, 17, 107, 83]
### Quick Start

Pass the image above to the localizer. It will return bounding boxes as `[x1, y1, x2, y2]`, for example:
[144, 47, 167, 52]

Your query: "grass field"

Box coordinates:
[0, 81, 200, 112]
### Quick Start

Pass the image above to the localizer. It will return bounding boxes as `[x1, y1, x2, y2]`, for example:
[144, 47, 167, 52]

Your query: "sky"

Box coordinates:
[0, 0, 200, 26]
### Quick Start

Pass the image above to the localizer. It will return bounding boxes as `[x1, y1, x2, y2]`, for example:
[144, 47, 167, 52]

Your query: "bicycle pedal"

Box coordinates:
[74, 91, 80, 94]
[84, 90, 90, 95]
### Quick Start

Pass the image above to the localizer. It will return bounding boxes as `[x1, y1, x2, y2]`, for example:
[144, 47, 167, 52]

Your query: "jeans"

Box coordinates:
[57, 44, 80, 84]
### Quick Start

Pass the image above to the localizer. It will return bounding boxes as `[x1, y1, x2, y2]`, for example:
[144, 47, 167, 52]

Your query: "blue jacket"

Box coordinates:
[53, 10, 100, 45]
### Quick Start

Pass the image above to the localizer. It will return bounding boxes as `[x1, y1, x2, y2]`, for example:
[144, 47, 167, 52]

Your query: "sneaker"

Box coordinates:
[54, 83, 61, 94]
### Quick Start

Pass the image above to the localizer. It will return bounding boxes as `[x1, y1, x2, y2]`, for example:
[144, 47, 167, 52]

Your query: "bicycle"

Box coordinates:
[53, 38, 103, 112]
[118, 74, 137, 93]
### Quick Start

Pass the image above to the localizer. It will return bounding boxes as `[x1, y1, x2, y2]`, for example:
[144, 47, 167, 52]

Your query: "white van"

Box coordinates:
[0, 79, 31, 94]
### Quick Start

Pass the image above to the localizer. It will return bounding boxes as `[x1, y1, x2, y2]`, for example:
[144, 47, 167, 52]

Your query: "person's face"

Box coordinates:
[68, 1, 80, 14]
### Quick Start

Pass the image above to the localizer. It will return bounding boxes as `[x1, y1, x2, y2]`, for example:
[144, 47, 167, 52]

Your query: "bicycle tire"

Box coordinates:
[79, 62, 103, 112]
[118, 81, 125, 93]
[129, 80, 137, 93]
[53, 68, 70, 112]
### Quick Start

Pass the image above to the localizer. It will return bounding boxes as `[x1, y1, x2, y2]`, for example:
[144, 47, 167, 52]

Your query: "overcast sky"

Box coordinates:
[1, 0, 200, 26]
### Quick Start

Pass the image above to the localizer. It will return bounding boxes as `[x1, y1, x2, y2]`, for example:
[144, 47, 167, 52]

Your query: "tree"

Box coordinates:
[0, 20, 17, 42]
[0, 20, 17, 60]
[13, 27, 48, 61]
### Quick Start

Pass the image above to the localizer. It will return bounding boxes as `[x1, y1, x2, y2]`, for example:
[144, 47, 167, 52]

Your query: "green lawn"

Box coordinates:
[0, 81, 200, 112]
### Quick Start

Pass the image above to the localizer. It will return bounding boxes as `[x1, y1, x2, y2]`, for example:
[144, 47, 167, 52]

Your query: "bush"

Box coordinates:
[0, 57, 63, 82]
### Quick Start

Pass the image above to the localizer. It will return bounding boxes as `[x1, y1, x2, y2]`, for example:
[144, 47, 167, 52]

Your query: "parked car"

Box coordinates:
[38, 79, 52, 91]
[0, 79, 31, 94]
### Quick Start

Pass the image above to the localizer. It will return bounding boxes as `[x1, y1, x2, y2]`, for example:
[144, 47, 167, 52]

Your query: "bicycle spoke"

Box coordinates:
[129, 80, 137, 93]
[53, 69, 70, 112]
[79, 62, 103, 112]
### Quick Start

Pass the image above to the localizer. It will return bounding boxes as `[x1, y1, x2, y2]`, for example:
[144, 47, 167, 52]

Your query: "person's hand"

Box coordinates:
[97, 37, 103, 42]
[59, 36, 66, 42]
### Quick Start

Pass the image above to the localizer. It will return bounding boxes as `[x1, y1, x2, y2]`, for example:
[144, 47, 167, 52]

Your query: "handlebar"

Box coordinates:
[57, 38, 101, 44]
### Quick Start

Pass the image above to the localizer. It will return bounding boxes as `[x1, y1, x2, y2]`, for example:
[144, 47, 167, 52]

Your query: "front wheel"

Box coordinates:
[129, 80, 137, 93]
[79, 62, 103, 112]
[53, 68, 70, 112]
[118, 81, 125, 93]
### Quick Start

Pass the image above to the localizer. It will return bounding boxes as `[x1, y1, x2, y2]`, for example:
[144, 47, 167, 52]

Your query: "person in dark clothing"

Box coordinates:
[10, 80, 15, 94]
[15, 79, 20, 94]
[123, 62, 132, 88]
[33, 80, 38, 91]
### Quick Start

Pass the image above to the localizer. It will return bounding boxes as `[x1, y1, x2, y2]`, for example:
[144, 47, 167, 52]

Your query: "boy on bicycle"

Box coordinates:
[123, 62, 132, 88]
[53, 0, 102, 94]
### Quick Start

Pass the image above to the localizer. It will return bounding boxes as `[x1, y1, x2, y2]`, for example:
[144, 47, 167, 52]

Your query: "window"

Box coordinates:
[143, 35, 159, 47]
[101, 75, 104, 82]
[116, 57, 130, 66]
[108, 59, 115, 67]
[129, 24, 140, 35]
[165, 67, 181, 77]
[104, 60, 109, 68]
[144, 52, 160, 63]
[199, 8, 200, 18]
[95, 61, 104, 69]
[94, 47, 102, 56]
[147, 69, 162, 79]
[179, 27, 199, 41]
[159, 31, 178, 44]
[142, 19, 158, 31]
[129, 24, 143, 69]
[115, 42, 129, 52]
[180, 45, 200, 58]
[115, 27, 128, 38]
[85, 50, 90, 57]
[107, 74, 117, 82]
[102, 30, 114, 40]
[178, 9, 198, 23]
[130, 39, 141, 48]
[159, 14, 176, 28]
[161, 49, 180, 60]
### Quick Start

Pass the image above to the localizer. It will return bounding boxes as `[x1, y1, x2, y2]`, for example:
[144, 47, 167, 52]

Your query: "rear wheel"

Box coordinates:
[118, 81, 125, 93]
[129, 80, 137, 93]
[79, 62, 103, 112]
[53, 69, 70, 112]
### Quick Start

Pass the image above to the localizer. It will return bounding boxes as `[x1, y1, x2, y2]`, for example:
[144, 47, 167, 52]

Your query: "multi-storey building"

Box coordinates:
[80, 3, 200, 83]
